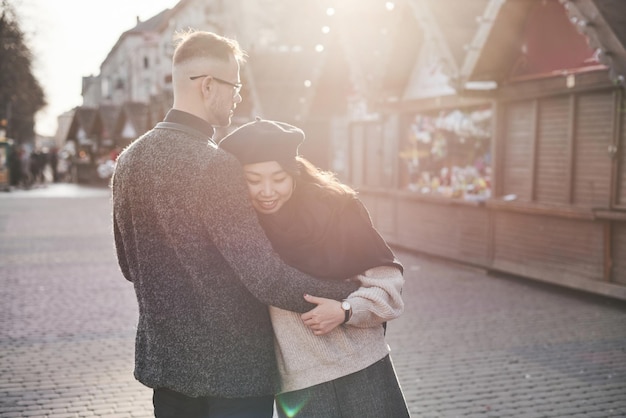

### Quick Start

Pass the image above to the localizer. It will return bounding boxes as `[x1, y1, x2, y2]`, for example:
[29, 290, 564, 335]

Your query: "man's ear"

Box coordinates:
[200, 78, 212, 99]
[204, 76, 213, 91]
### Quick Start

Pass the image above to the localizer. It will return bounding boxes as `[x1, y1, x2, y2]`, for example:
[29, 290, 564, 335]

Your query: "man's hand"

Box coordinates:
[300, 294, 345, 335]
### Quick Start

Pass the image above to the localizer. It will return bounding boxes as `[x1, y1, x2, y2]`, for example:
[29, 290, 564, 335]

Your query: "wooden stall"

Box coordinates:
[342, 0, 626, 300]
[350, 95, 494, 269]
[486, 70, 625, 298]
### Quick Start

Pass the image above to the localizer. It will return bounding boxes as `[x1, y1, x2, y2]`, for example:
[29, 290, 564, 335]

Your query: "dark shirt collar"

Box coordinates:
[164, 109, 215, 140]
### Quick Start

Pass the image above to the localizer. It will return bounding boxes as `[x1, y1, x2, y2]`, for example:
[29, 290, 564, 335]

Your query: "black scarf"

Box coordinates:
[258, 184, 402, 280]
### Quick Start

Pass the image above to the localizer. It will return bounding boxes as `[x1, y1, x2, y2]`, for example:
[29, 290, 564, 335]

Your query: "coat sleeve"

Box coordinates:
[201, 153, 359, 313]
[344, 265, 404, 328]
[112, 212, 132, 282]
[111, 168, 133, 283]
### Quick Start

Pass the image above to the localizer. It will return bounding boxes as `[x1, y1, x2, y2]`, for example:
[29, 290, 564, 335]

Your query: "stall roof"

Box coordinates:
[385, 0, 492, 106]
[421, 0, 492, 74]
[566, 0, 626, 84]
[460, 0, 531, 83]
[73, 108, 98, 136]
[243, 0, 418, 121]
[118, 102, 149, 139]
[462, 0, 626, 85]
[65, 107, 98, 144]
[97, 105, 121, 140]
[594, 0, 626, 48]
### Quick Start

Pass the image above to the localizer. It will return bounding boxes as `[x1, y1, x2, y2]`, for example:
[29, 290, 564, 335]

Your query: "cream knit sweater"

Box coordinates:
[270, 265, 404, 393]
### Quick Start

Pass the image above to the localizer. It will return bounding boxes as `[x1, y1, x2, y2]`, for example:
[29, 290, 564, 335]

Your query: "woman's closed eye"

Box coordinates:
[246, 176, 288, 185]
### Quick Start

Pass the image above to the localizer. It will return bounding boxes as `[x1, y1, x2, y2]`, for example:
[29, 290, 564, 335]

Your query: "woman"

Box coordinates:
[219, 118, 410, 418]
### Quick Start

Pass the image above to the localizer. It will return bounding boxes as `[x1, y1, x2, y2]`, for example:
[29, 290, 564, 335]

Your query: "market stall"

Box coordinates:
[342, 0, 626, 300]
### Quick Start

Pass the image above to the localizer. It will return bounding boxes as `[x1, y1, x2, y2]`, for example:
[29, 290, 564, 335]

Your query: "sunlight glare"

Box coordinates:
[276, 393, 310, 417]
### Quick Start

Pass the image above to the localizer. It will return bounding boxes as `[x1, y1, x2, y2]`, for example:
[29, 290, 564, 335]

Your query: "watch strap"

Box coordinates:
[341, 300, 352, 324]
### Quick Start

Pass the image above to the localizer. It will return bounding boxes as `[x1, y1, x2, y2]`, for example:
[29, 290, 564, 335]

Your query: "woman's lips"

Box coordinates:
[258, 200, 277, 210]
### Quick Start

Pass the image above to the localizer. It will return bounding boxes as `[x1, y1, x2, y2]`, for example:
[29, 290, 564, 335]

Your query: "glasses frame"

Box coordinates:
[189, 74, 242, 95]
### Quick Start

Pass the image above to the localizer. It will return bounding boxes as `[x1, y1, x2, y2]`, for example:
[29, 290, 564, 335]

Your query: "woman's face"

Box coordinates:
[243, 161, 295, 214]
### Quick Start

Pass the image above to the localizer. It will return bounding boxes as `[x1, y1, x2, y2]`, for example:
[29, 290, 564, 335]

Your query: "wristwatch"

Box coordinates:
[341, 300, 352, 324]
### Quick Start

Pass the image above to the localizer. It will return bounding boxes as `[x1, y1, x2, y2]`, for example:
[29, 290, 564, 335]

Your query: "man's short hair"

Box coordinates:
[172, 29, 246, 65]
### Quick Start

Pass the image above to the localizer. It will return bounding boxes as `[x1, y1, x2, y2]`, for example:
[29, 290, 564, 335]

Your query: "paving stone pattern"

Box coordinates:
[1, 185, 625, 417]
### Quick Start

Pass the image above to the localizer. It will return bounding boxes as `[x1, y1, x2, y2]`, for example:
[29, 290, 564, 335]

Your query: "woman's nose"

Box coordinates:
[260, 182, 273, 196]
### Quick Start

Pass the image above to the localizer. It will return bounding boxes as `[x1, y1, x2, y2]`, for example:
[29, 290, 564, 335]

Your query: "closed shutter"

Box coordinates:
[396, 200, 490, 266]
[492, 212, 604, 282]
[502, 101, 534, 200]
[573, 92, 613, 208]
[536, 96, 570, 204]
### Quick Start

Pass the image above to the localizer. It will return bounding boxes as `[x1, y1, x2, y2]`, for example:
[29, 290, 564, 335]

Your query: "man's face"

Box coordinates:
[204, 57, 242, 127]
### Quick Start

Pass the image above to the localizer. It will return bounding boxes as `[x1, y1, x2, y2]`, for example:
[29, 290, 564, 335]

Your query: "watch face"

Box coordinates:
[341, 301, 351, 311]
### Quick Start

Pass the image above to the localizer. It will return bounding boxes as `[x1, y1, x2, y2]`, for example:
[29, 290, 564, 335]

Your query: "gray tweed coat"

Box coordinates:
[111, 110, 357, 398]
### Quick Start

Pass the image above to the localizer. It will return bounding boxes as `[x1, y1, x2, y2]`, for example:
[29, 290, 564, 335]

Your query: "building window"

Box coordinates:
[102, 78, 111, 98]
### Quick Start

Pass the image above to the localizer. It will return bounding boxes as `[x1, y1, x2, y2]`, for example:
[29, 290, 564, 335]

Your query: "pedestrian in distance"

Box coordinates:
[219, 118, 411, 418]
[110, 30, 358, 418]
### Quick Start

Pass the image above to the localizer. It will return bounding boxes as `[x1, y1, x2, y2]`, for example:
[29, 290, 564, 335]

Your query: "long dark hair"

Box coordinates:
[294, 156, 356, 197]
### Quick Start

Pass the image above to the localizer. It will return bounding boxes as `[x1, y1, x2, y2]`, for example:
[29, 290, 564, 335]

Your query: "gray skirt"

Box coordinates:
[275, 355, 411, 418]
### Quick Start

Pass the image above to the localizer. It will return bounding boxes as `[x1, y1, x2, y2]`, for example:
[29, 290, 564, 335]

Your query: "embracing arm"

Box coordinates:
[344, 265, 404, 327]
[301, 265, 404, 334]
[203, 153, 358, 313]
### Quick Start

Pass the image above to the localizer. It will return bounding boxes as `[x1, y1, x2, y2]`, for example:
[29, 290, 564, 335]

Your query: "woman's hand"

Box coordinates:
[300, 294, 345, 335]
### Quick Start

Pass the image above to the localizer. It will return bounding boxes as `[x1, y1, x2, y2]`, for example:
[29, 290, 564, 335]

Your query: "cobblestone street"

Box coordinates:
[1, 184, 625, 417]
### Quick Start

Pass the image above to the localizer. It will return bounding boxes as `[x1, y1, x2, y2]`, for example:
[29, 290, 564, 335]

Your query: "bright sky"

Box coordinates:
[15, 0, 179, 137]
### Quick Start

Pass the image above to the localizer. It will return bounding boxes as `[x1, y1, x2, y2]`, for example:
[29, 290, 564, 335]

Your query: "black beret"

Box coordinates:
[219, 117, 304, 172]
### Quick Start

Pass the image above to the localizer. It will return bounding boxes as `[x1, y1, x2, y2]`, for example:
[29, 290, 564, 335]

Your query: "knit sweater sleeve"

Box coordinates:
[345, 265, 404, 328]
[201, 152, 359, 313]
[112, 213, 131, 282]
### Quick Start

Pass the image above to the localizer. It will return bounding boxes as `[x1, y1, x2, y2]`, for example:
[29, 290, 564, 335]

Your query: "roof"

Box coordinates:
[246, 0, 427, 117]
[462, 0, 626, 85]
[384, 0, 491, 104]
[66, 107, 98, 142]
[97, 105, 121, 139]
[74, 107, 98, 133]
[128, 8, 172, 33]
[566, 0, 626, 84]
[119, 102, 149, 139]
[422, 0, 491, 72]
[593, 0, 626, 47]
[335, 0, 421, 102]
[101, 8, 173, 69]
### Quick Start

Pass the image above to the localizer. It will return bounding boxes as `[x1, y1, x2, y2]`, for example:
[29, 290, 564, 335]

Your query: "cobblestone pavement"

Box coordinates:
[1, 184, 625, 418]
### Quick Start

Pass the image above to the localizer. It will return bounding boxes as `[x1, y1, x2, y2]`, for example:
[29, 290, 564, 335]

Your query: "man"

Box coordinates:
[111, 30, 358, 418]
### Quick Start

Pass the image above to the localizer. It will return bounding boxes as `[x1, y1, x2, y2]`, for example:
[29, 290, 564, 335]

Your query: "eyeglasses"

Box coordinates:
[189, 74, 242, 95]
